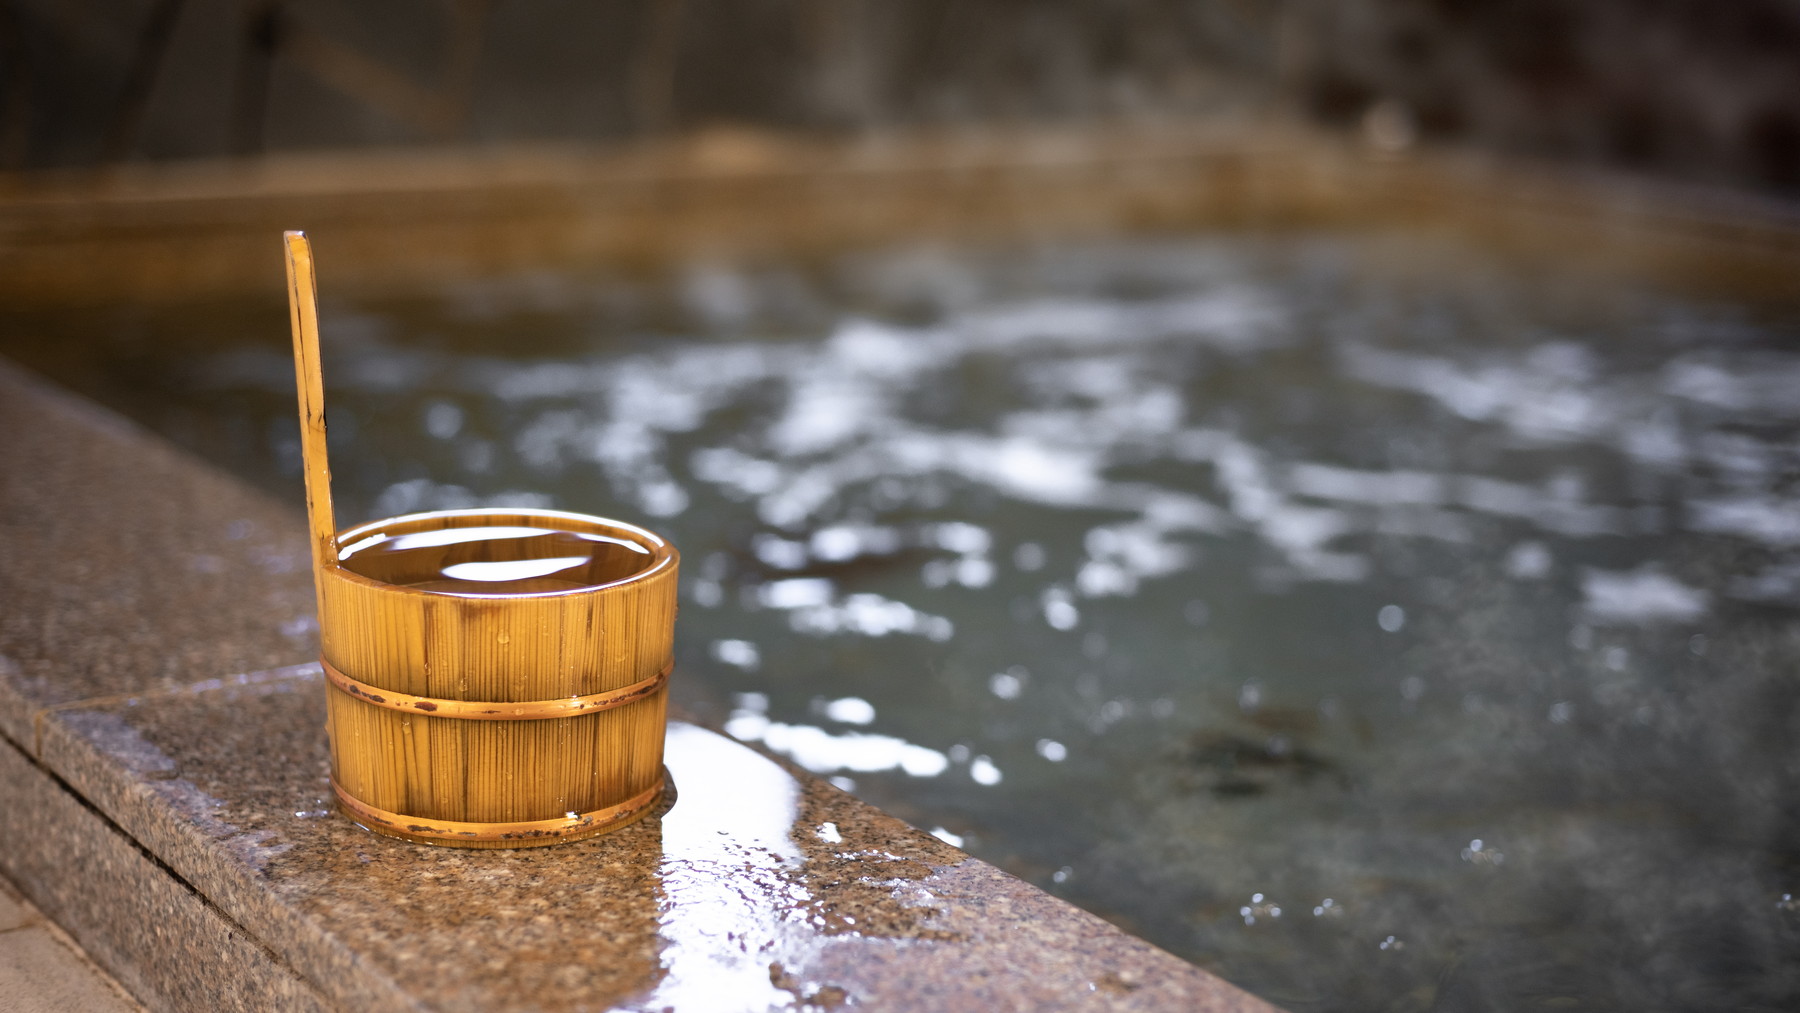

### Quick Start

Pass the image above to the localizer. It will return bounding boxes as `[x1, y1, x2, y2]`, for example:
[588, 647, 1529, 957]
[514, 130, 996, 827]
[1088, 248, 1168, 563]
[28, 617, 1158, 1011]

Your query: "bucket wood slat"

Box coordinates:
[320, 508, 678, 848]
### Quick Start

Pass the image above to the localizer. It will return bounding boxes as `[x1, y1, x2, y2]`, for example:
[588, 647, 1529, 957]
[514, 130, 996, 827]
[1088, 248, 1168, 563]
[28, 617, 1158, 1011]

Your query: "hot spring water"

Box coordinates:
[15, 235, 1800, 1011]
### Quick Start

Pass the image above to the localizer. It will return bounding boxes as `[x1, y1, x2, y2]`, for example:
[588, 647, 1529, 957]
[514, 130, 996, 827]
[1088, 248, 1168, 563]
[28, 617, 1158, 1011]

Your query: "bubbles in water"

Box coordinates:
[1378, 605, 1407, 632]
[1461, 839, 1505, 866]
[1036, 738, 1068, 762]
[1240, 893, 1281, 925]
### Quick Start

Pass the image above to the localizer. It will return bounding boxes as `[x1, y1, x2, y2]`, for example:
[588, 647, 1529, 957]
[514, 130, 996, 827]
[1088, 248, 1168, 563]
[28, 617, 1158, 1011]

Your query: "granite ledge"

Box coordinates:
[0, 357, 320, 750]
[33, 667, 1274, 1012]
[0, 734, 330, 1012]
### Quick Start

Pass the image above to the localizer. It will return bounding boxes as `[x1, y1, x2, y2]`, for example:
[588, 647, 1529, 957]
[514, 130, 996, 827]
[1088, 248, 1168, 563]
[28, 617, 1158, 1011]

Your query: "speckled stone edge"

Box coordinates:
[31, 668, 429, 1013]
[0, 736, 331, 1013]
[0, 357, 321, 749]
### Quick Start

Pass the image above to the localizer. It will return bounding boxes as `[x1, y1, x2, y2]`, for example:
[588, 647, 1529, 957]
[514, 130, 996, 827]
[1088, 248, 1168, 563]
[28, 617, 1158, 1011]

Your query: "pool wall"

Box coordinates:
[2, 125, 1798, 310]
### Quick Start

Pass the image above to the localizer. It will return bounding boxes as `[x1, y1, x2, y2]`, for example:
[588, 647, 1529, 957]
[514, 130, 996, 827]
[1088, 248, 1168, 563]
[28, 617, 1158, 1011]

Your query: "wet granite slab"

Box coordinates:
[0, 735, 329, 1011]
[36, 668, 1272, 1012]
[0, 358, 319, 749]
[1, 354, 1275, 1011]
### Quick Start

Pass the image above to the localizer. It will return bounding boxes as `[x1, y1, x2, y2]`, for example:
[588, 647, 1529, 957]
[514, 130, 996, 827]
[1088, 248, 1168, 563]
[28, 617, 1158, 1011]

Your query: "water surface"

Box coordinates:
[11, 234, 1800, 1011]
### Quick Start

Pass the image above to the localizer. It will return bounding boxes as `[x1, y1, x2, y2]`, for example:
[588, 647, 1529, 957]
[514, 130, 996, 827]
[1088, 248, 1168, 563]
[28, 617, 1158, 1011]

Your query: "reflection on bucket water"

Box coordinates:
[20, 235, 1800, 1010]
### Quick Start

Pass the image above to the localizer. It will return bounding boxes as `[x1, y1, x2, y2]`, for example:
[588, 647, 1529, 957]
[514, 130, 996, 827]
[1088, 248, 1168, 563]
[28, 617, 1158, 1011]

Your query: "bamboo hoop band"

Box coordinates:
[321, 657, 671, 720]
[332, 776, 665, 844]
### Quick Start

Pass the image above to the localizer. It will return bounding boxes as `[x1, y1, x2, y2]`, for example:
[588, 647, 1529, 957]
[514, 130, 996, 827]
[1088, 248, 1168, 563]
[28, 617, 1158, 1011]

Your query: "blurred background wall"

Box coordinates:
[1, 0, 1797, 191]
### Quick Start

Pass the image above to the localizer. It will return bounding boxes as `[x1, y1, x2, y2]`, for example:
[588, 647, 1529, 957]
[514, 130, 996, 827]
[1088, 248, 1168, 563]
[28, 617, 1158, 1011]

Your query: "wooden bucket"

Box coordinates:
[318, 507, 678, 848]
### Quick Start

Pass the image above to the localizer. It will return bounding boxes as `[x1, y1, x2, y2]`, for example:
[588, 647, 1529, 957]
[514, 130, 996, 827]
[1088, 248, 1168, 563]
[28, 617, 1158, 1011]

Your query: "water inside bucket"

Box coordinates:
[337, 523, 653, 594]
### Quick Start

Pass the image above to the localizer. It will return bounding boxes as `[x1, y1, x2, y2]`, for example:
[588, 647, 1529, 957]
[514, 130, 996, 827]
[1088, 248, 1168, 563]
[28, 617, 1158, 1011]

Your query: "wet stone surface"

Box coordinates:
[0, 360, 318, 747]
[36, 671, 1264, 1012]
[0, 732, 329, 1012]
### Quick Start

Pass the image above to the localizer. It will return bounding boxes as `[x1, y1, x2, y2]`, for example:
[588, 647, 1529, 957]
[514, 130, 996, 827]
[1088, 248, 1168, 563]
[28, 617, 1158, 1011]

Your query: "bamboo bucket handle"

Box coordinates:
[283, 231, 338, 594]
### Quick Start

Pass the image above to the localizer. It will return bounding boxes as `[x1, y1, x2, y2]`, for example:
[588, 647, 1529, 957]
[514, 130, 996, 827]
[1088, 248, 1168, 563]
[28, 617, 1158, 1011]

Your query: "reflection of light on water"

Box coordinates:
[1377, 605, 1406, 633]
[161, 237, 1800, 1013]
[439, 556, 589, 582]
[710, 638, 760, 670]
[757, 578, 955, 641]
[758, 577, 834, 608]
[1239, 892, 1281, 925]
[1460, 839, 1505, 866]
[1505, 541, 1553, 579]
[969, 756, 1003, 786]
[1580, 566, 1709, 625]
[988, 670, 1024, 700]
[817, 696, 876, 725]
[649, 723, 802, 1012]
[725, 709, 949, 778]
[1687, 495, 1800, 547]
[355, 281, 1800, 622]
